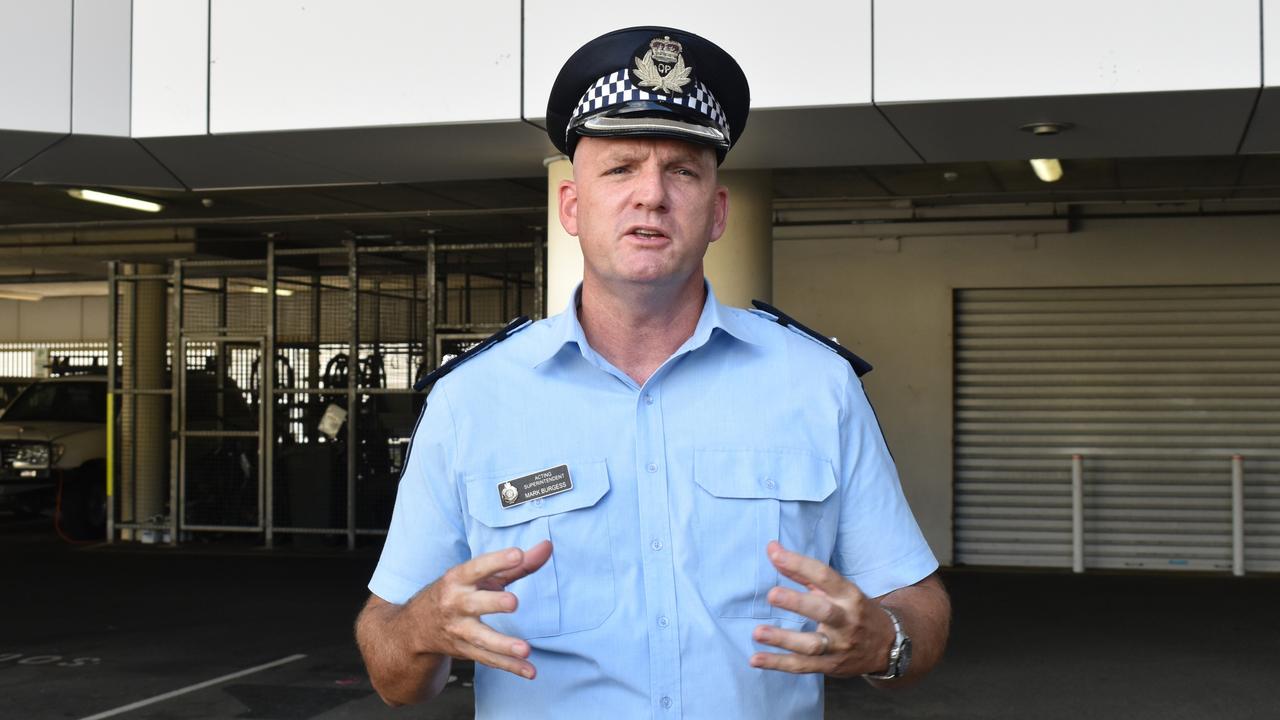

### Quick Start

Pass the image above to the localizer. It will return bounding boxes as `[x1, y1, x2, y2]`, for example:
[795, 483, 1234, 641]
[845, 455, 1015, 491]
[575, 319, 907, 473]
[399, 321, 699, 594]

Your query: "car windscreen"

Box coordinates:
[2, 382, 106, 423]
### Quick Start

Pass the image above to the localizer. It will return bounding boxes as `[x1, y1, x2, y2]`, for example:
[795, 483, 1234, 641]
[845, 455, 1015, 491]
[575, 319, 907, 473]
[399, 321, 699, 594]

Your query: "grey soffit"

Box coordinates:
[140, 134, 369, 190]
[5, 134, 185, 190]
[878, 88, 1261, 163]
[723, 105, 922, 169]
[144, 121, 559, 191]
[0, 130, 68, 180]
[1238, 87, 1280, 154]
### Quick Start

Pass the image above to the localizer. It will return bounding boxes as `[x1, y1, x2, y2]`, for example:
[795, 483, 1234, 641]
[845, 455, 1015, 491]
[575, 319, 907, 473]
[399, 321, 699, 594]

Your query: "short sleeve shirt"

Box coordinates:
[370, 283, 938, 719]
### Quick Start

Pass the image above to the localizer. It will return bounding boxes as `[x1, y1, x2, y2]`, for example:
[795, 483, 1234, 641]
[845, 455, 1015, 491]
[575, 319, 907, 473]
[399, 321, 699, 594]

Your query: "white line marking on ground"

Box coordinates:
[77, 653, 308, 720]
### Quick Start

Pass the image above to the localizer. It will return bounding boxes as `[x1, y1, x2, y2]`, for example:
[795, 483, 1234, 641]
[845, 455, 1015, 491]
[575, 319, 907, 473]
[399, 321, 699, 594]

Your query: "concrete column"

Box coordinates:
[544, 158, 773, 313]
[545, 155, 579, 315]
[120, 262, 168, 526]
[705, 169, 773, 307]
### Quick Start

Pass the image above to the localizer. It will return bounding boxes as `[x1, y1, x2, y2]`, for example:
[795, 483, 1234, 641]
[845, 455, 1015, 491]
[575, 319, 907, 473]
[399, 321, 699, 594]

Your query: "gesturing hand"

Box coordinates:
[748, 540, 895, 678]
[410, 540, 553, 680]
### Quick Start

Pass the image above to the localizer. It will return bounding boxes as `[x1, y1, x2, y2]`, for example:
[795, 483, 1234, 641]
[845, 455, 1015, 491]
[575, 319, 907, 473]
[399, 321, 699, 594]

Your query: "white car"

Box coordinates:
[0, 375, 107, 539]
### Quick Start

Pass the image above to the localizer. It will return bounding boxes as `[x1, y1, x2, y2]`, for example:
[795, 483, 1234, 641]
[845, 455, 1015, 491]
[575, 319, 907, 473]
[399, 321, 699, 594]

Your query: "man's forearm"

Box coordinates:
[869, 573, 951, 688]
[355, 596, 452, 706]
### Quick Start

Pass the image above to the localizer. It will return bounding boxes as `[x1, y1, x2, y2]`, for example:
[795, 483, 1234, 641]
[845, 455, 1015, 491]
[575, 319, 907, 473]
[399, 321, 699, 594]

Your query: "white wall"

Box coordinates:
[875, 0, 1261, 102]
[521, 0, 873, 122]
[208, 0, 522, 133]
[774, 214, 1280, 564]
[72, 0, 132, 136]
[131, 0, 209, 138]
[0, 0, 72, 133]
[1, 1, 1271, 136]
[1266, 0, 1280, 86]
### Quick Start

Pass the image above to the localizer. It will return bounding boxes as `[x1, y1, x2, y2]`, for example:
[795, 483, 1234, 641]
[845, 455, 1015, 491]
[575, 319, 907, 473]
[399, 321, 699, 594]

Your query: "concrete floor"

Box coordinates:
[3, 514, 1278, 720]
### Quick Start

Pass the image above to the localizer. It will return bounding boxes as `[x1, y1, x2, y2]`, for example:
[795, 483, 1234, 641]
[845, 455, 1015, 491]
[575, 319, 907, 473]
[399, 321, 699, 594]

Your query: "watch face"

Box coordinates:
[897, 637, 913, 677]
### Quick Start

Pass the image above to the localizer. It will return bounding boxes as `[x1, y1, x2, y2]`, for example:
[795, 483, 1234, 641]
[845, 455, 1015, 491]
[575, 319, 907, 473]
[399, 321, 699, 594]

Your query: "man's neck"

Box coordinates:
[577, 273, 707, 387]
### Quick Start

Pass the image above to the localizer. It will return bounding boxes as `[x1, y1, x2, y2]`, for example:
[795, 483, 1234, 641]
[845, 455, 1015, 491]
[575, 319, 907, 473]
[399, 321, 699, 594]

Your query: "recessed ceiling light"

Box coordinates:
[1020, 121, 1074, 136]
[66, 188, 163, 213]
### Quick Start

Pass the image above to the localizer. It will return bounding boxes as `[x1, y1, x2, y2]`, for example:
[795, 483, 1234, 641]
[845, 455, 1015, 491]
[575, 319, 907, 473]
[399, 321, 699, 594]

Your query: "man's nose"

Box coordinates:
[632, 165, 668, 210]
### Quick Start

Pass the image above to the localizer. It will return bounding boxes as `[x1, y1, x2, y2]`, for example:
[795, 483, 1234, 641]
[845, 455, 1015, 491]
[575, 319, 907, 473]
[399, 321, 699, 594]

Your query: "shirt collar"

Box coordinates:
[528, 280, 760, 369]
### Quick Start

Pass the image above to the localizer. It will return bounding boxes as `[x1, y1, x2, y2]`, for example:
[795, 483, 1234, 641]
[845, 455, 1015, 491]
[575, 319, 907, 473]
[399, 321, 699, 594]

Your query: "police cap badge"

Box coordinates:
[546, 26, 750, 164]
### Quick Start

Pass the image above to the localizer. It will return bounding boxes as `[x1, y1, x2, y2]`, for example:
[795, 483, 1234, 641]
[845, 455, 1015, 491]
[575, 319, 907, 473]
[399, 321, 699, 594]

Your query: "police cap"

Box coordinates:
[545, 26, 750, 164]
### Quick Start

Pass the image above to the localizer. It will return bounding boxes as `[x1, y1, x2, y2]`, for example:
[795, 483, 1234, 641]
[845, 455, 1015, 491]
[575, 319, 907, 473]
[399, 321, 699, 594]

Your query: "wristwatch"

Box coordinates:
[863, 605, 912, 680]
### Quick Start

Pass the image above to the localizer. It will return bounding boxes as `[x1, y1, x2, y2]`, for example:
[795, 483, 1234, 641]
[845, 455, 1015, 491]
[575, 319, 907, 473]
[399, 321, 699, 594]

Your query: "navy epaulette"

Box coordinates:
[749, 300, 873, 377]
[414, 315, 533, 391]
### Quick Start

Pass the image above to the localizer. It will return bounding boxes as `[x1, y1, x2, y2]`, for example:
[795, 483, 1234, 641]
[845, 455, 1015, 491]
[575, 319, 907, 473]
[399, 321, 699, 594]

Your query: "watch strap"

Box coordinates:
[862, 605, 906, 680]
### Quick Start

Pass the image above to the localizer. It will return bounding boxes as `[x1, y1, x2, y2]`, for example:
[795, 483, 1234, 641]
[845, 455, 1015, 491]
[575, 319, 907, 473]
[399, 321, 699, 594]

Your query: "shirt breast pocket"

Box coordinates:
[464, 459, 616, 639]
[692, 449, 837, 625]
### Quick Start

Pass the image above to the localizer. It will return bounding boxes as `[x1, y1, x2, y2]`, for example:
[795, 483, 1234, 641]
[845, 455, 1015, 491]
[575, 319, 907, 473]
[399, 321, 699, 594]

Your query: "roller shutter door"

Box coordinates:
[954, 285, 1280, 572]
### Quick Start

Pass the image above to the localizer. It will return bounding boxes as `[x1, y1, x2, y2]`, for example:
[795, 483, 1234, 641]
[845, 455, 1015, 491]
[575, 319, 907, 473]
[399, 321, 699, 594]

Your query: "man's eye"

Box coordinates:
[673, 168, 697, 177]
[606, 166, 630, 175]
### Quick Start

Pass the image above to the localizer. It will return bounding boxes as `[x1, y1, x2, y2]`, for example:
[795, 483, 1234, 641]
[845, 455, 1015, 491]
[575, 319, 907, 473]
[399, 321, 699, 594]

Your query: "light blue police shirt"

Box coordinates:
[370, 282, 938, 719]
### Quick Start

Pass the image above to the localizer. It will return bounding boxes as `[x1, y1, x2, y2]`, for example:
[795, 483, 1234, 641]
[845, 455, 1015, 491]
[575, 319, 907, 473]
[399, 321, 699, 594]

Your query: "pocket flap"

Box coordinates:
[693, 449, 836, 502]
[466, 459, 610, 528]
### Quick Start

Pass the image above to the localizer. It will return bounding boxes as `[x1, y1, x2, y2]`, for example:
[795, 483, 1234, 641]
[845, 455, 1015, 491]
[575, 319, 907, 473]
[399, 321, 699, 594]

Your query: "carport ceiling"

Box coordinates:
[773, 154, 1280, 204]
[4, 154, 1280, 248]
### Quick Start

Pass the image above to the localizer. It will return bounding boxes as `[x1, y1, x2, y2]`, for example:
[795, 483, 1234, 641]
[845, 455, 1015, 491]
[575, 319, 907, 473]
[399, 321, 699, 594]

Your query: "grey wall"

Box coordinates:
[773, 214, 1280, 564]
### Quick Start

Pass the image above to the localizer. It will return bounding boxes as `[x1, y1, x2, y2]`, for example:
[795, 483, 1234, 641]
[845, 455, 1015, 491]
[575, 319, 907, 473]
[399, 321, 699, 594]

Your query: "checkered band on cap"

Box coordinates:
[568, 69, 731, 144]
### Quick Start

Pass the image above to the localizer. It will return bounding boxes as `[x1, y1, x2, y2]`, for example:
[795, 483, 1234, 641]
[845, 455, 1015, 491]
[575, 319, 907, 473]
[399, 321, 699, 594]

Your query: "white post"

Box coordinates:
[1072, 454, 1084, 573]
[1232, 455, 1245, 577]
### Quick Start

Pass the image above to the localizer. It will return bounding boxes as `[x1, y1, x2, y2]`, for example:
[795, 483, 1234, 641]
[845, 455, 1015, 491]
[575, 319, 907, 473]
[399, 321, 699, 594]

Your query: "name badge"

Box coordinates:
[498, 464, 573, 509]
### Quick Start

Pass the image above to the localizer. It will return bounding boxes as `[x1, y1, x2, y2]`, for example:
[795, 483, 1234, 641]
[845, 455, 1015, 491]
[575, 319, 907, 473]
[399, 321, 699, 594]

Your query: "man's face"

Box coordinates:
[558, 136, 728, 291]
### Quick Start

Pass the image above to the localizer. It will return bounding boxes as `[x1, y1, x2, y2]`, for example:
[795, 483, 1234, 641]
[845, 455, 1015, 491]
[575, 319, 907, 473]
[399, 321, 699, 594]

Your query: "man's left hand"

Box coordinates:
[748, 540, 894, 678]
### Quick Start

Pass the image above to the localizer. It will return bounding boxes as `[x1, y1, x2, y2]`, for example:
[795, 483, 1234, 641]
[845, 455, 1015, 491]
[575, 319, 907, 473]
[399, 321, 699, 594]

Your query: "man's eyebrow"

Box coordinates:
[601, 149, 645, 165]
[663, 151, 704, 166]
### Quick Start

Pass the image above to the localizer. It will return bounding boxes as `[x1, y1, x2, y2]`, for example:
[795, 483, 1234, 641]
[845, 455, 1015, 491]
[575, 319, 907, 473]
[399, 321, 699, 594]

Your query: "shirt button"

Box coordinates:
[660, 696, 673, 710]
[644, 393, 655, 405]
[531, 498, 544, 507]
[646, 463, 658, 473]
[650, 538, 663, 551]
[657, 615, 670, 628]
[763, 477, 777, 490]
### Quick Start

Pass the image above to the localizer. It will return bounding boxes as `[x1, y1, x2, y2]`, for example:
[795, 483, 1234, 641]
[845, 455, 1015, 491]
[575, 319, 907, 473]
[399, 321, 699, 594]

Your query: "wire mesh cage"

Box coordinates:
[102, 238, 543, 548]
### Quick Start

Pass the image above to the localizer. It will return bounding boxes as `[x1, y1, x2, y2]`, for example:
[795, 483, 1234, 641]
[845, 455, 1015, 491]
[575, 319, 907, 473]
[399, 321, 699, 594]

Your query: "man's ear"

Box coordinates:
[558, 179, 579, 237]
[709, 184, 729, 243]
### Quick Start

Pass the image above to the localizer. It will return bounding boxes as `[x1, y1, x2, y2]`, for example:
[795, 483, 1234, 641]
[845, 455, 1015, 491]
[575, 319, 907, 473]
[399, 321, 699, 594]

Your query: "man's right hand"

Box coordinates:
[405, 540, 554, 679]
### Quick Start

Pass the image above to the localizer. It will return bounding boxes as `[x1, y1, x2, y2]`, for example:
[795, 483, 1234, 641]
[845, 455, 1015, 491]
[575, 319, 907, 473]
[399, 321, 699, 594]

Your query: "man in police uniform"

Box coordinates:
[356, 26, 950, 718]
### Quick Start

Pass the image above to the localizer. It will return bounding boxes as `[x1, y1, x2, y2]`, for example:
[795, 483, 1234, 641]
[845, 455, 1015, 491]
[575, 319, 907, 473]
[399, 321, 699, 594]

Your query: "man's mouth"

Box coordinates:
[627, 226, 669, 241]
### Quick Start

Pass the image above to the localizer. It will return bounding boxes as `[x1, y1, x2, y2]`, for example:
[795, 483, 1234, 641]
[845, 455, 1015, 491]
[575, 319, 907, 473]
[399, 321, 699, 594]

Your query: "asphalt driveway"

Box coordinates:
[3, 514, 1277, 719]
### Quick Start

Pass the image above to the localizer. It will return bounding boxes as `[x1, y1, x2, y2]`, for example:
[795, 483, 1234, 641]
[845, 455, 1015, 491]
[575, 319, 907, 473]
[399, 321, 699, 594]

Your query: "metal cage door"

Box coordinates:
[178, 335, 266, 533]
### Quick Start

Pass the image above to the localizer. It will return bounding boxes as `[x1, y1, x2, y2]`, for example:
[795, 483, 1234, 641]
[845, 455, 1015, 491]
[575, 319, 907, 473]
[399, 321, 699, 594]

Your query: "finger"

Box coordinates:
[458, 617, 533, 660]
[749, 650, 830, 675]
[767, 541, 856, 598]
[453, 547, 527, 587]
[487, 540, 554, 587]
[459, 638, 538, 680]
[765, 585, 844, 627]
[752, 624, 831, 656]
[461, 589, 519, 616]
